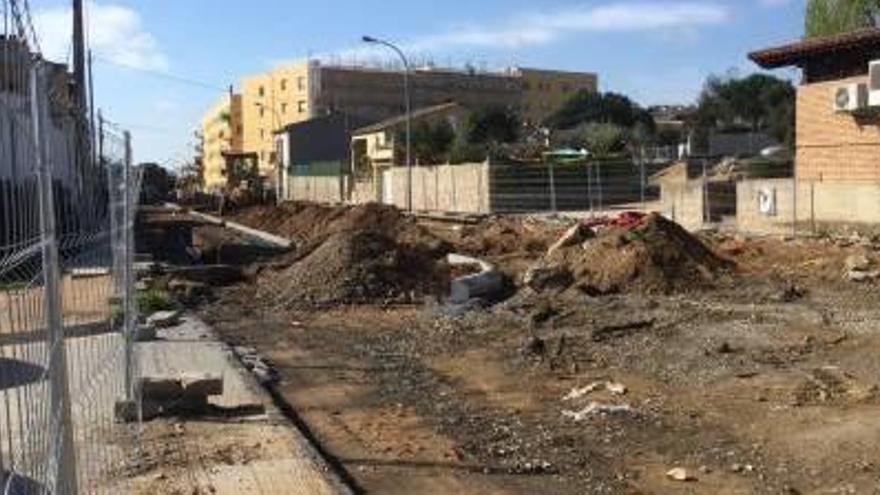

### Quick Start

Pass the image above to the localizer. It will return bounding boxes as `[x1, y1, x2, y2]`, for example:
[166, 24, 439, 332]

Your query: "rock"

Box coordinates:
[845, 254, 872, 272]
[606, 382, 628, 395]
[146, 310, 182, 328]
[845, 270, 880, 283]
[666, 467, 696, 482]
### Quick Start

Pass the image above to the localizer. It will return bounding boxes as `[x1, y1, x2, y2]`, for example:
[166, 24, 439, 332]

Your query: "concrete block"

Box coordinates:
[135, 324, 158, 342]
[140, 376, 185, 400]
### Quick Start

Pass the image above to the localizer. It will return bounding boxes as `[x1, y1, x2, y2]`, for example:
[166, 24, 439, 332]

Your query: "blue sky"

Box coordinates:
[28, 0, 805, 167]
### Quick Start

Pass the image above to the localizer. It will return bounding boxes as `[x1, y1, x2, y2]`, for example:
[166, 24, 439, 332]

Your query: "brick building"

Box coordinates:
[750, 28, 880, 180]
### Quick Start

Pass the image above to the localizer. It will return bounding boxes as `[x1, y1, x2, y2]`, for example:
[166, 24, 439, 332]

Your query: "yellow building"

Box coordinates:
[516, 68, 599, 124]
[201, 93, 243, 191]
[240, 62, 313, 188]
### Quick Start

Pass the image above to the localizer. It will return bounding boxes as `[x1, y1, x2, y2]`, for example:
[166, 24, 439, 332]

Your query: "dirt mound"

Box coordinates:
[259, 230, 448, 306]
[532, 213, 733, 295]
[244, 202, 451, 306]
[457, 217, 565, 257]
[234, 202, 410, 244]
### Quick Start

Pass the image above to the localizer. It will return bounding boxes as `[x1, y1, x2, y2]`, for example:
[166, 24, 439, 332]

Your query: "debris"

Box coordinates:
[447, 253, 504, 304]
[666, 467, 697, 482]
[561, 402, 633, 421]
[146, 310, 182, 329]
[522, 336, 546, 357]
[845, 269, 880, 283]
[562, 381, 628, 401]
[562, 382, 604, 401]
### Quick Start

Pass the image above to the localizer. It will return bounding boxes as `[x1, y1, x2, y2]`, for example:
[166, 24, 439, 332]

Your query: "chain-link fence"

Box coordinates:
[0, 15, 142, 494]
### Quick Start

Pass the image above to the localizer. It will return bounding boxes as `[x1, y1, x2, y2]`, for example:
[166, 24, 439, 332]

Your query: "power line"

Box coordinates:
[92, 54, 229, 92]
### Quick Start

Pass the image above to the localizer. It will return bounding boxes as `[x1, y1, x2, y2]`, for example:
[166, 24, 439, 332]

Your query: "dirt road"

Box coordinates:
[191, 203, 880, 493]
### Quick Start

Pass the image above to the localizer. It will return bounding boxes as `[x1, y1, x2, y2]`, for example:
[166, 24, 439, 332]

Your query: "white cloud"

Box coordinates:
[406, 2, 731, 51]
[34, 2, 167, 71]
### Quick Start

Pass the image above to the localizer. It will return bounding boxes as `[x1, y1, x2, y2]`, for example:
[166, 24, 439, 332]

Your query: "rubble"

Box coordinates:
[146, 310, 182, 328]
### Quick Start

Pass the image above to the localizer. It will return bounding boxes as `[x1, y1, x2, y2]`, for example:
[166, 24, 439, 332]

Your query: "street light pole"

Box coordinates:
[362, 35, 412, 212]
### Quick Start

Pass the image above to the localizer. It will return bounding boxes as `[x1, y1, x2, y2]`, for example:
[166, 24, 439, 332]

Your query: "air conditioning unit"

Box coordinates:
[833, 83, 868, 113]
[869, 60, 880, 107]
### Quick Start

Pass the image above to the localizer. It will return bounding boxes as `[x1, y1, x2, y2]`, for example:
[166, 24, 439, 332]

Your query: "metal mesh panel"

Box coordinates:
[0, 6, 141, 492]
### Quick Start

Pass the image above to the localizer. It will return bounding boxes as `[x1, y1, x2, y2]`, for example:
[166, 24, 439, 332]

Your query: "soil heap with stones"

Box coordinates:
[244, 203, 451, 307]
[526, 213, 734, 295]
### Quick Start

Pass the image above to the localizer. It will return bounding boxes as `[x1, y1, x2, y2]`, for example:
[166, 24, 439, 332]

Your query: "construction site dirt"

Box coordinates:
[155, 202, 880, 494]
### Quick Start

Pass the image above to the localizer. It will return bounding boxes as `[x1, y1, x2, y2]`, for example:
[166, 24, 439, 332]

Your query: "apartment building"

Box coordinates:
[203, 61, 597, 190]
[200, 93, 243, 192]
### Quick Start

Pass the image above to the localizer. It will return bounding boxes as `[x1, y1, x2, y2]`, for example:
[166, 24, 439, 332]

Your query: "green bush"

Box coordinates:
[137, 290, 173, 314]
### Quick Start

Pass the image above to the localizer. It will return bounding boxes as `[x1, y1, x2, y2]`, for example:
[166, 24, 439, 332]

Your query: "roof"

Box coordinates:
[749, 28, 880, 69]
[352, 102, 464, 136]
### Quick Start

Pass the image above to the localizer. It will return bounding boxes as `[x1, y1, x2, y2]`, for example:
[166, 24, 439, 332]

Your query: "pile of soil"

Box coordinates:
[250, 202, 451, 306]
[534, 213, 733, 295]
[456, 217, 565, 257]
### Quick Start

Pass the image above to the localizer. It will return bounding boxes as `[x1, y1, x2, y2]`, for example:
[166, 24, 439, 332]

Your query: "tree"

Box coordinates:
[694, 73, 795, 146]
[465, 107, 520, 145]
[581, 122, 626, 157]
[546, 91, 655, 132]
[806, 0, 880, 38]
[406, 120, 456, 164]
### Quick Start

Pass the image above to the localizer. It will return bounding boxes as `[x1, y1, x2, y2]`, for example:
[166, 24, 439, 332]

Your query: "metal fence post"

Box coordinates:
[548, 160, 557, 213]
[123, 131, 135, 401]
[31, 60, 79, 495]
[792, 165, 798, 238]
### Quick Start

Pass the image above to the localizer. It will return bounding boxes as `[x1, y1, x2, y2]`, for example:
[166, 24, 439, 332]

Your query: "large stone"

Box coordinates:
[180, 372, 224, 396]
[845, 253, 872, 272]
[147, 310, 182, 328]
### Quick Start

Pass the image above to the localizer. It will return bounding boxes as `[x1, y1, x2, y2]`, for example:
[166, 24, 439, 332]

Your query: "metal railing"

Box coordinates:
[0, 32, 142, 495]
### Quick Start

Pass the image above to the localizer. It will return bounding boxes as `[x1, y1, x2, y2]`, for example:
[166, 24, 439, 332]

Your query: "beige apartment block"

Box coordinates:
[201, 93, 243, 191]
[516, 68, 598, 124]
[216, 61, 598, 189]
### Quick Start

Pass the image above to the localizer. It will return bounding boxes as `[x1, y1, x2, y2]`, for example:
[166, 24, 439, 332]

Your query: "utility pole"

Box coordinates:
[72, 0, 87, 112]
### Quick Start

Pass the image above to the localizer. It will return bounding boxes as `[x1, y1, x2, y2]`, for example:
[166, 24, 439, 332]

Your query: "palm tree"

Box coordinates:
[805, 0, 880, 38]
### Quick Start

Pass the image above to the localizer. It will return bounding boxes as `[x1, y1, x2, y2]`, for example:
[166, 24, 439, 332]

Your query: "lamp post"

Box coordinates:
[362, 35, 412, 212]
[255, 101, 284, 204]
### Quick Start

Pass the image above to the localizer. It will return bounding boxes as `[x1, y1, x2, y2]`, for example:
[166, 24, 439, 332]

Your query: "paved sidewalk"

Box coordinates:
[124, 315, 351, 495]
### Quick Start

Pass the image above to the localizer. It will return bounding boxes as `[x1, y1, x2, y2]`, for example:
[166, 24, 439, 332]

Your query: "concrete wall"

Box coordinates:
[656, 180, 705, 232]
[381, 163, 490, 213]
[737, 179, 880, 234]
[797, 75, 880, 180]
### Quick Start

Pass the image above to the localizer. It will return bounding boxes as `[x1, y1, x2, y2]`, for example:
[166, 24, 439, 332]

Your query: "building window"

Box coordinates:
[297, 100, 306, 113]
[260, 129, 265, 139]
[297, 76, 305, 91]
[259, 107, 265, 118]
[280, 79, 287, 91]
[281, 103, 288, 114]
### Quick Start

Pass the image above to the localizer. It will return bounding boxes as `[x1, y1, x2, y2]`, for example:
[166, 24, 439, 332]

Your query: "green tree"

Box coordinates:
[408, 120, 456, 164]
[581, 122, 626, 157]
[465, 107, 520, 145]
[546, 91, 655, 132]
[694, 73, 795, 146]
[806, 0, 880, 38]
